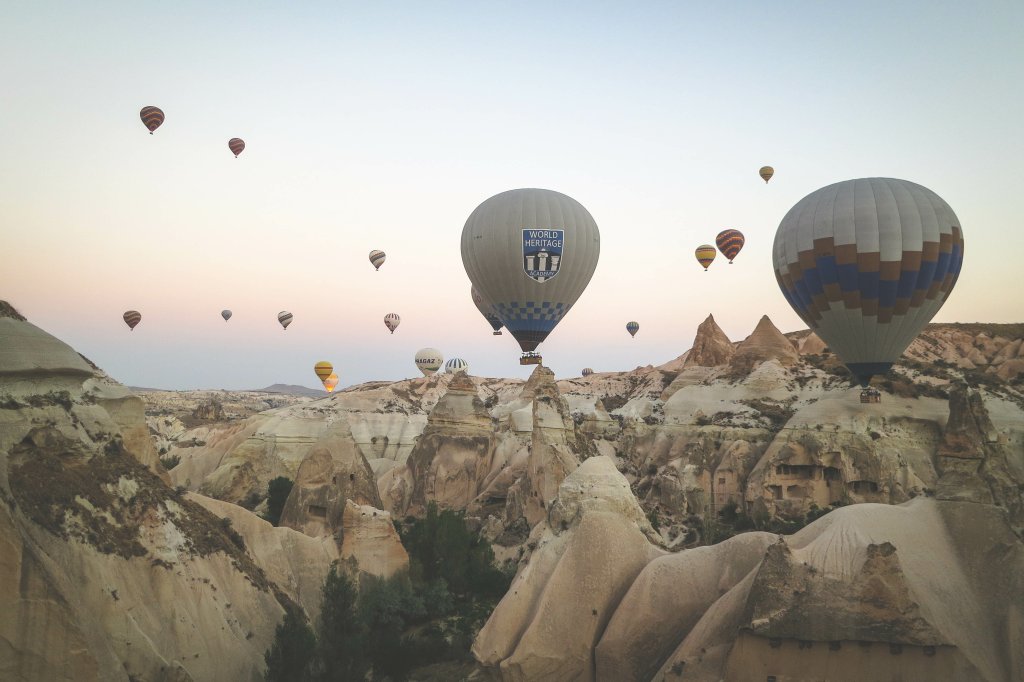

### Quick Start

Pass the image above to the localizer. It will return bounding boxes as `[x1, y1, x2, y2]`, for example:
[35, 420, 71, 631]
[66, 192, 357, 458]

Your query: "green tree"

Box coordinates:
[317, 565, 367, 681]
[266, 476, 294, 526]
[358, 574, 426, 680]
[264, 609, 316, 682]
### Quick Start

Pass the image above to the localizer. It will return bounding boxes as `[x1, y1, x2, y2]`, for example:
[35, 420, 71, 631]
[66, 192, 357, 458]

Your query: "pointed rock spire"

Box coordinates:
[729, 315, 800, 373]
[684, 314, 735, 367]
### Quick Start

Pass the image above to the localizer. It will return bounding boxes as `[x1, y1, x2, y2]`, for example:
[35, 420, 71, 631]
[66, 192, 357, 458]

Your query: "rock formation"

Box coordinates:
[0, 303, 334, 681]
[339, 500, 409, 578]
[729, 315, 800, 373]
[683, 314, 734, 368]
[278, 431, 382, 538]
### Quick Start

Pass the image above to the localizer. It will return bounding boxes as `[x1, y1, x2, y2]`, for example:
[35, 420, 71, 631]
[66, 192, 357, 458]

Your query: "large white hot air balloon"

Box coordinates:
[773, 177, 964, 387]
[471, 286, 503, 335]
[414, 348, 443, 376]
[461, 189, 600, 364]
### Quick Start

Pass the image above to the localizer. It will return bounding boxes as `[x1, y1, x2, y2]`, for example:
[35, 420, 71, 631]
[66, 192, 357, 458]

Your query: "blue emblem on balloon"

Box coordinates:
[522, 229, 564, 282]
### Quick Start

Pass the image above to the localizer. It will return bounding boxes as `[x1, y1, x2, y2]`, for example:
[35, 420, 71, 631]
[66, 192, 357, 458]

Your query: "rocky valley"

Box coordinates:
[2, 300, 1023, 681]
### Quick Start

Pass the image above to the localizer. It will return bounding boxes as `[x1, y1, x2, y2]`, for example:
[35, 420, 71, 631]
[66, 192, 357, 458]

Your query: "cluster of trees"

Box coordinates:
[265, 503, 512, 681]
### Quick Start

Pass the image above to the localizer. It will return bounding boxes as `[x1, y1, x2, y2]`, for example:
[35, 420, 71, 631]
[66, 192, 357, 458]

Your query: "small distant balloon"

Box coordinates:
[123, 310, 142, 330]
[369, 250, 386, 271]
[278, 311, 293, 330]
[715, 229, 745, 263]
[695, 245, 716, 271]
[415, 348, 443, 376]
[324, 373, 339, 393]
[384, 313, 400, 334]
[221, 310, 232, 322]
[582, 368, 594, 377]
[626, 321, 639, 338]
[445, 358, 469, 374]
[759, 166, 774, 183]
[140, 106, 164, 134]
[228, 138, 245, 157]
[314, 361, 333, 383]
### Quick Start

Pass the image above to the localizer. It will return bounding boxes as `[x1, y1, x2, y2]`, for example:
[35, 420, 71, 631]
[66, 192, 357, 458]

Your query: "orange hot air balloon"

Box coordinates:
[324, 373, 339, 393]
[140, 106, 164, 134]
[695, 245, 716, 271]
[123, 310, 142, 330]
[314, 361, 333, 383]
[715, 229, 745, 263]
[228, 138, 245, 157]
[759, 166, 774, 183]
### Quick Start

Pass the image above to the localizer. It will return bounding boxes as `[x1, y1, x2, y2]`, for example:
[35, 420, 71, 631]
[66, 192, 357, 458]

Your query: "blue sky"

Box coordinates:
[2, 1, 1022, 389]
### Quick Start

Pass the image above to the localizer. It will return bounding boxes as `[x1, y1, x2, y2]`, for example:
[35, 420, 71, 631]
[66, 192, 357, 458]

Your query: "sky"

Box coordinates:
[2, 1, 1023, 390]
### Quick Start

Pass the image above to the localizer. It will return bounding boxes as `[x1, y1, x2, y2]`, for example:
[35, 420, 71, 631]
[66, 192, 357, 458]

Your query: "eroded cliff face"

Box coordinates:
[474, 454, 1024, 682]
[0, 305, 336, 681]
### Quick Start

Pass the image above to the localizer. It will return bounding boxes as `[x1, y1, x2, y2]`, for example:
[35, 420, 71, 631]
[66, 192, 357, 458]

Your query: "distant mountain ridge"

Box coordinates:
[251, 383, 324, 397]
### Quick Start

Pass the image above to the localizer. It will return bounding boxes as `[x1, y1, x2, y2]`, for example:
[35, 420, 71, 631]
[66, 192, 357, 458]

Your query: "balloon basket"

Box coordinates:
[520, 354, 542, 366]
[859, 388, 881, 404]
[493, 331, 502, 335]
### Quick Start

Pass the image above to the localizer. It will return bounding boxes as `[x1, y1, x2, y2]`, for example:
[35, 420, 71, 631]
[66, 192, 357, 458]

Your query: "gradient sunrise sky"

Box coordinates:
[2, 1, 1022, 390]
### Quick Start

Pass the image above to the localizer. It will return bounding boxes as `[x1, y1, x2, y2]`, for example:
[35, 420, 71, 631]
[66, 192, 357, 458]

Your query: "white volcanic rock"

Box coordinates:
[189, 494, 337, 621]
[339, 500, 409, 578]
[473, 457, 664, 681]
[278, 432, 382, 539]
[796, 331, 827, 355]
[402, 372, 496, 515]
[0, 303, 325, 681]
[683, 314, 735, 368]
[504, 366, 583, 528]
[729, 315, 800, 373]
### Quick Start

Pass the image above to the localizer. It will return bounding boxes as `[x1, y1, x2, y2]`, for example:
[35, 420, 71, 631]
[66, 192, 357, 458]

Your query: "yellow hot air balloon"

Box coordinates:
[759, 166, 774, 183]
[314, 361, 333, 383]
[324, 373, 339, 393]
[695, 245, 716, 271]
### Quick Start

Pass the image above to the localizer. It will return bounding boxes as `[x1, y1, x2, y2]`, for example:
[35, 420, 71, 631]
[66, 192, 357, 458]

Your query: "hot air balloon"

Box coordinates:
[471, 286, 504, 335]
[369, 250, 386, 271]
[445, 358, 469, 374]
[123, 310, 142, 330]
[324, 373, 339, 393]
[759, 166, 774, 183]
[716, 229, 745, 263]
[228, 138, 245, 157]
[461, 189, 600, 365]
[140, 106, 164, 134]
[626, 321, 639, 337]
[314, 361, 333, 383]
[415, 348, 443, 376]
[582, 368, 594, 377]
[773, 177, 964, 387]
[221, 310, 232, 322]
[384, 313, 400, 334]
[278, 311, 293, 330]
[695, 245, 716, 271]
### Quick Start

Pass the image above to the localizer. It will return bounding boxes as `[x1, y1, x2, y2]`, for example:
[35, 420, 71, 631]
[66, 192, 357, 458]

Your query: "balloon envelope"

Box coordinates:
[384, 313, 400, 333]
[140, 106, 164, 134]
[471, 286, 504, 334]
[715, 229, 745, 263]
[759, 166, 774, 183]
[221, 309, 232, 321]
[324, 373, 339, 392]
[414, 348, 443, 376]
[123, 310, 142, 330]
[445, 358, 469, 374]
[228, 138, 245, 157]
[773, 177, 964, 385]
[277, 311, 293, 330]
[369, 250, 386, 270]
[582, 367, 594, 376]
[626, 321, 639, 337]
[461, 188, 600, 352]
[695, 245, 716, 270]
[314, 361, 333, 383]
